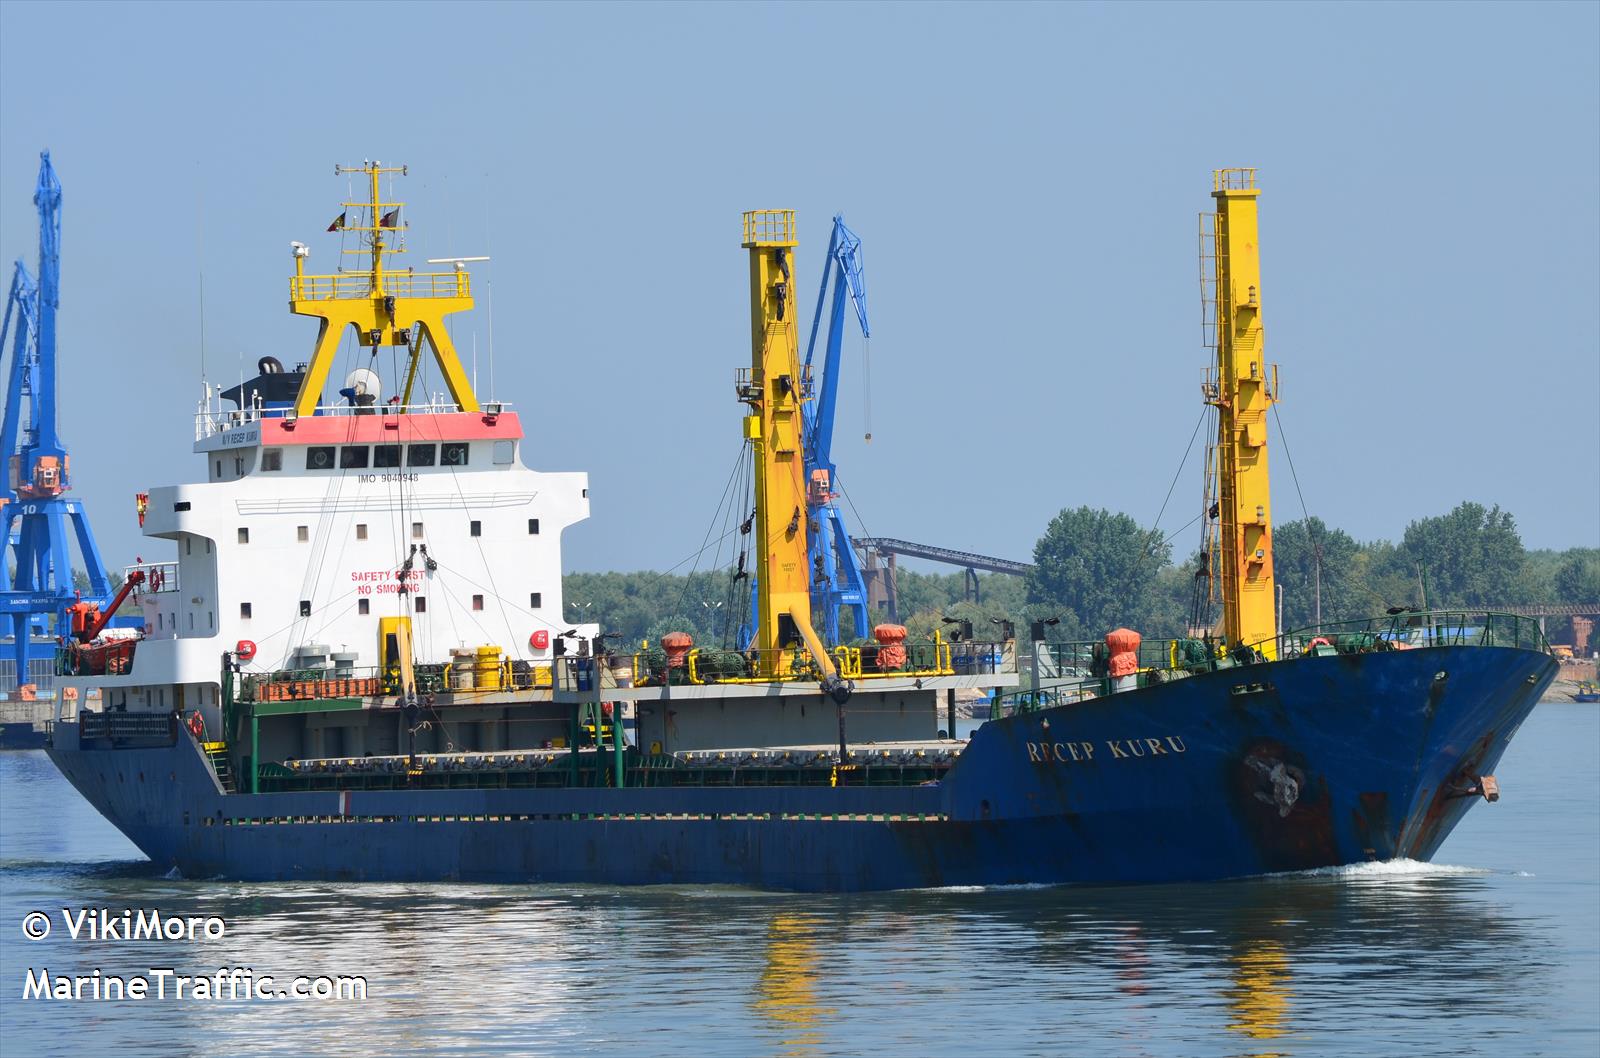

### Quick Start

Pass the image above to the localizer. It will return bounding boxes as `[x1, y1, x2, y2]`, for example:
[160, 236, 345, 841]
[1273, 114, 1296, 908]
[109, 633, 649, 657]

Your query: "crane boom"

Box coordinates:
[0, 151, 115, 695]
[803, 215, 869, 475]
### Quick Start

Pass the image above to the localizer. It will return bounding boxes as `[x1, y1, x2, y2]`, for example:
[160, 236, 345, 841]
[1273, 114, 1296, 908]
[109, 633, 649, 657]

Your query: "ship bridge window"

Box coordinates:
[493, 440, 514, 465]
[374, 444, 401, 468]
[237, 527, 249, 544]
[306, 446, 335, 471]
[261, 449, 283, 472]
[528, 519, 539, 535]
[470, 520, 481, 537]
[240, 602, 252, 619]
[340, 446, 370, 469]
[299, 600, 311, 617]
[415, 597, 427, 613]
[297, 525, 309, 542]
[406, 444, 436, 467]
[441, 442, 469, 467]
[358, 598, 370, 615]
[356, 523, 368, 540]
[530, 592, 542, 608]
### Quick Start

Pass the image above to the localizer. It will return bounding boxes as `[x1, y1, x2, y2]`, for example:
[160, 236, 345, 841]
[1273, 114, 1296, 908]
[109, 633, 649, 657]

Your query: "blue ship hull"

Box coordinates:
[45, 645, 1555, 891]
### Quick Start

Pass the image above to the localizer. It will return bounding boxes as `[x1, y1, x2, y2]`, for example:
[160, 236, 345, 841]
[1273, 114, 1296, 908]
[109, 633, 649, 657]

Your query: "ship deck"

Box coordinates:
[262, 738, 968, 793]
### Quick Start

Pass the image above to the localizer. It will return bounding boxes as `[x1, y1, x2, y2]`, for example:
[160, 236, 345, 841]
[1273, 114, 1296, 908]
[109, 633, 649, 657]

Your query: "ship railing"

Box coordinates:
[289, 270, 470, 302]
[194, 398, 502, 440]
[989, 611, 1553, 720]
[995, 637, 1185, 718]
[127, 561, 179, 594]
[239, 659, 555, 703]
[1247, 609, 1555, 660]
[734, 365, 813, 403]
[613, 636, 1009, 688]
[77, 711, 178, 749]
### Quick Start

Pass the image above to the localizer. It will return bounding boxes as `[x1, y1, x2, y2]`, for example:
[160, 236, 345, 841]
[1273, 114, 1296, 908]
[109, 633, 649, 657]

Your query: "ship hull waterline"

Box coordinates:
[45, 645, 1555, 892]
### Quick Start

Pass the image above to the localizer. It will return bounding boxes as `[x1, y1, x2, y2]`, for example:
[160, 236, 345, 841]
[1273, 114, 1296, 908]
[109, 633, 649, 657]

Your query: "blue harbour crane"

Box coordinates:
[0, 151, 113, 692]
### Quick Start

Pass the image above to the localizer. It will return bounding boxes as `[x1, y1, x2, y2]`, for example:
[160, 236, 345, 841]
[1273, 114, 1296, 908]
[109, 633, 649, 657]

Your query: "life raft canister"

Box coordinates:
[529, 630, 550, 651]
[236, 639, 257, 662]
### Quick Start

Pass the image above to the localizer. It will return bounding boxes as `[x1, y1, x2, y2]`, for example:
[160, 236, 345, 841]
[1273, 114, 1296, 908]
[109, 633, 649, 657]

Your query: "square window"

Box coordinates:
[261, 449, 283, 471]
[237, 527, 249, 544]
[472, 594, 484, 611]
[493, 440, 514, 465]
[299, 600, 311, 617]
[240, 602, 252, 619]
[470, 520, 481, 537]
[373, 444, 401, 468]
[340, 446, 370, 469]
[530, 592, 542, 609]
[406, 444, 436, 467]
[358, 598, 370, 616]
[528, 518, 540, 535]
[356, 523, 368, 540]
[441, 442, 469, 467]
[414, 597, 427, 613]
[306, 446, 335, 470]
[412, 522, 424, 540]
[297, 525, 309, 542]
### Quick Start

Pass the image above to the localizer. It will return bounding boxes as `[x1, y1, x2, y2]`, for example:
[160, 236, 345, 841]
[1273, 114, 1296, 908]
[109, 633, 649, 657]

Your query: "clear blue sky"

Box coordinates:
[1, 1, 1595, 578]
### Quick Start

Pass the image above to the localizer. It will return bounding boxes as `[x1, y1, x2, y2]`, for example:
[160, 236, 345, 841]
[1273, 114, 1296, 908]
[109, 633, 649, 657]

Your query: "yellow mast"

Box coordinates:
[288, 161, 480, 417]
[1205, 169, 1279, 656]
[738, 211, 842, 689]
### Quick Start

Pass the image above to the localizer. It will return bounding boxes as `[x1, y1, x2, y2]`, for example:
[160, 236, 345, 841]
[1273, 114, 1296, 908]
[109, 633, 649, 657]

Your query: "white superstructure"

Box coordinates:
[61, 400, 589, 728]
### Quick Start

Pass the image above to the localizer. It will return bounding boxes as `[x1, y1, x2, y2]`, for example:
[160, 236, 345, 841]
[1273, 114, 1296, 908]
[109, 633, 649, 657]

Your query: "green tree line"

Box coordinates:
[565, 501, 1599, 650]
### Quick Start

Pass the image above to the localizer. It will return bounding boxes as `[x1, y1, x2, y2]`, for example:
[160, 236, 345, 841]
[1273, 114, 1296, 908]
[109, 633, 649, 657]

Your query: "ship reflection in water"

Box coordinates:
[753, 914, 834, 1057]
[4, 704, 1596, 1058]
[1227, 939, 1291, 1055]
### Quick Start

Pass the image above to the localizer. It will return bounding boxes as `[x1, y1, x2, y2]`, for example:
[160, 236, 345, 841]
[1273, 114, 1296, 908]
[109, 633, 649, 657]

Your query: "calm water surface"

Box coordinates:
[2, 705, 1596, 1058]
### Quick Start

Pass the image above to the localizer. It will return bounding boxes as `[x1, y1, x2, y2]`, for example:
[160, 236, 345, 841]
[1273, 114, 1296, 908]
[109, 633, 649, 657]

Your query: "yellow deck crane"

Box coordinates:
[737, 211, 850, 701]
[1203, 169, 1279, 656]
[288, 162, 478, 418]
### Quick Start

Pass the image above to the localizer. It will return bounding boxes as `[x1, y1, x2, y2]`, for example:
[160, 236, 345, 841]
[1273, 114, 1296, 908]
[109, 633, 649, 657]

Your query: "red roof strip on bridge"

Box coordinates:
[259, 411, 522, 446]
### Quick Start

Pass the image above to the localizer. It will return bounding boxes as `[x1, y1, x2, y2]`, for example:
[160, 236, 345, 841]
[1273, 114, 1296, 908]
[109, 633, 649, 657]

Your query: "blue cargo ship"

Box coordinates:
[39, 164, 1557, 890]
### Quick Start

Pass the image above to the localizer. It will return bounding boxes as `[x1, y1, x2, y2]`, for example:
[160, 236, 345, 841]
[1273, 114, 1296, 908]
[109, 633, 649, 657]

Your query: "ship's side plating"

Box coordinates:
[47, 645, 1554, 890]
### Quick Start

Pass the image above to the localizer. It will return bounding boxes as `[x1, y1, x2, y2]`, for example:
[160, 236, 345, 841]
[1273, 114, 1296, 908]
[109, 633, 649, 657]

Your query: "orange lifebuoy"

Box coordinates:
[186, 711, 205, 739]
[1308, 636, 1332, 649]
[148, 568, 164, 592]
[236, 639, 257, 662]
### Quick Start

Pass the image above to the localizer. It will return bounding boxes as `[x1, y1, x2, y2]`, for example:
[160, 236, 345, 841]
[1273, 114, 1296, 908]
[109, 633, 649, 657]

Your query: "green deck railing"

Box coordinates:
[992, 610, 1551, 720]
